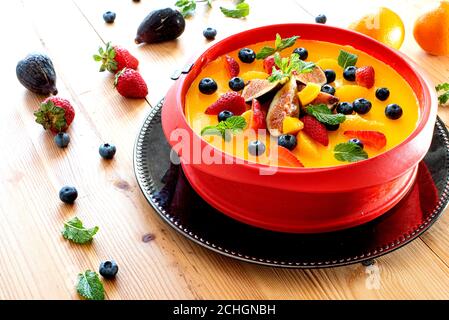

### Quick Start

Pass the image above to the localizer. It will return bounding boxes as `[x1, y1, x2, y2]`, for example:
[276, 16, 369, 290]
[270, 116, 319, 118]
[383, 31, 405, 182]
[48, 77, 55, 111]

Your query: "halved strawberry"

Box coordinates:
[249, 99, 266, 130]
[344, 130, 386, 150]
[302, 115, 329, 146]
[263, 55, 276, 75]
[205, 92, 247, 115]
[225, 55, 240, 78]
[355, 66, 375, 89]
[272, 146, 304, 167]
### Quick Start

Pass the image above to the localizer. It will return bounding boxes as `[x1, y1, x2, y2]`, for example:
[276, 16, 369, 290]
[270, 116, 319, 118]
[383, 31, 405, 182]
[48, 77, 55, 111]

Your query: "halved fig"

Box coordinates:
[310, 92, 339, 109]
[241, 79, 282, 102]
[266, 77, 299, 137]
[295, 66, 327, 86]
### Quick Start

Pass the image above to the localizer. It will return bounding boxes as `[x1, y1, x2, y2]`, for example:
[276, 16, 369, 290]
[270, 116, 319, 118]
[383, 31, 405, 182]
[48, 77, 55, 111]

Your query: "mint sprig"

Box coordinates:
[334, 142, 368, 162]
[256, 34, 299, 59]
[62, 217, 99, 244]
[268, 52, 315, 82]
[337, 50, 358, 69]
[201, 116, 247, 139]
[220, 1, 249, 18]
[306, 104, 346, 125]
[436, 83, 449, 105]
[77, 270, 105, 300]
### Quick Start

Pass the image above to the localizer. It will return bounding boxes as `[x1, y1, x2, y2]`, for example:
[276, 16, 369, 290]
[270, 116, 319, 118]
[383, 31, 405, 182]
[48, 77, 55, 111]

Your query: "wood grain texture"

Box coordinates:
[0, 0, 448, 299]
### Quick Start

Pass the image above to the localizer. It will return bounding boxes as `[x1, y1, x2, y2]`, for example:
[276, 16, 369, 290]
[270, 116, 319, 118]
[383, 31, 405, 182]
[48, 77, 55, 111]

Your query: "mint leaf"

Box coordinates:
[201, 116, 247, 139]
[337, 50, 358, 69]
[306, 104, 346, 125]
[77, 270, 105, 300]
[276, 35, 299, 51]
[256, 47, 276, 60]
[175, 0, 197, 17]
[220, 1, 249, 18]
[268, 53, 316, 82]
[62, 217, 99, 244]
[334, 142, 368, 162]
[436, 83, 449, 105]
[256, 34, 299, 59]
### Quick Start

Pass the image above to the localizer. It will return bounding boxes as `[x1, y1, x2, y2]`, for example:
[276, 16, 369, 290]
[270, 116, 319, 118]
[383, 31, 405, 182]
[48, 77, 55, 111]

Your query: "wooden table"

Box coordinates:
[2, 0, 449, 299]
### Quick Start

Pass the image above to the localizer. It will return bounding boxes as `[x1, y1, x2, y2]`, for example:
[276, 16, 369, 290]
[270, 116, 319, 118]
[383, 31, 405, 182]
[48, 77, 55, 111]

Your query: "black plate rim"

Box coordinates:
[133, 99, 449, 268]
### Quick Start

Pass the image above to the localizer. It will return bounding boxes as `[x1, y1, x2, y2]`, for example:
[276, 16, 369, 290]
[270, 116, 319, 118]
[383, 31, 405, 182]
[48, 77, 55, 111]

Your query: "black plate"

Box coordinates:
[134, 100, 449, 268]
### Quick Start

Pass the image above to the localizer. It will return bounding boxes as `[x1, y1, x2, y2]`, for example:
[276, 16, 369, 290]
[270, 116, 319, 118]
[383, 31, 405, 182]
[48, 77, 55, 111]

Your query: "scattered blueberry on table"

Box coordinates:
[103, 11, 116, 24]
[99, 260, 119, 279]
[315, 14, 327, 24]
[198, 77, 218, 94]
[54, 132, 70, 148]
[59, 186, 78, 204]
[203, 27, 217, 40]
[99, 143, 117, 159]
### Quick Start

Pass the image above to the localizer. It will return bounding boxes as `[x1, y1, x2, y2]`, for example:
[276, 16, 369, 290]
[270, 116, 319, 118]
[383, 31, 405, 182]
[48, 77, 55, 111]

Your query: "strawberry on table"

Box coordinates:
[355, 66, 375, 89]
[94, 42, 139, 73]
[34, 97, 75, 133]
[205, 91, 247, 115]
[114, 68, 148, 99]
[344, 130, 387, 150]
[224, 55, 240, 78]
[302, 115, 329, 146]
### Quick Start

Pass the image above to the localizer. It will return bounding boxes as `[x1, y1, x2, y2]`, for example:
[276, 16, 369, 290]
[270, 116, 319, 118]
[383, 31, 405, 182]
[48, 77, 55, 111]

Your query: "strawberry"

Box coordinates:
[355, 66, 375, 89]
[225, 55, 240, 78]
[94, 42, 139, 73]
[272, 146, 304, 167]
[34, 97, 75, 134]
[205, 92, 247, 115]
[114, 68, 148, 98]
[302, 115, 329, 146]
[263, 55, 276, 75]
[249, 99, 266, 130]
[344, 130, 387, 150]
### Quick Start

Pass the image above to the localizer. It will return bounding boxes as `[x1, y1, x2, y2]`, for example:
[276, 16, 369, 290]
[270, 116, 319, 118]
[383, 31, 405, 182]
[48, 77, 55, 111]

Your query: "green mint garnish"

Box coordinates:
[62, 217, 99, 244]
[306, 104, 346, 125]
[220, 1, 250, 19]
[77, 270, 105, 300]
[201, 116, 247, 139]
[337, 50, 358, 69]
[268, 52, 315, 82]
[334, 142, 368, 162]
[436, 83, 449, 105]
[256, 33, 300, 59]
[175, 0, 197, 17]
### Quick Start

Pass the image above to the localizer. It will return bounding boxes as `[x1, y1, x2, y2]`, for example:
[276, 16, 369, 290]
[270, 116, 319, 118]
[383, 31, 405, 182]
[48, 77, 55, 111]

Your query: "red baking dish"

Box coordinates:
[161, 23, 438, 233]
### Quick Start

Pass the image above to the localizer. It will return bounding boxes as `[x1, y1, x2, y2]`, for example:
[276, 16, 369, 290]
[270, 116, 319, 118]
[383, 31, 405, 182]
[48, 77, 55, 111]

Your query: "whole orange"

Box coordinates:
[414, 1, 449, 55]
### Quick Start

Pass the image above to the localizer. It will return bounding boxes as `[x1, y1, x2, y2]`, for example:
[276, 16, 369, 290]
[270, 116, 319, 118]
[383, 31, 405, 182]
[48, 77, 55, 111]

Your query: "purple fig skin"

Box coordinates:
[16, 53, 58, 95]
[135, 8, 185, 44]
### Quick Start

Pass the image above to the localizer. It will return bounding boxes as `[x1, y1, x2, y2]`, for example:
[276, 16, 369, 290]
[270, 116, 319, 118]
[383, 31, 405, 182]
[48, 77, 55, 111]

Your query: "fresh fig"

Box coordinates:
[266, 77, 299, 137]
[295, 66, 327, 86]
[310, 92, 339, 109]
[135, 8, 185, 44]
[241, 79, 282, 102]
[16, 53, 57, 95]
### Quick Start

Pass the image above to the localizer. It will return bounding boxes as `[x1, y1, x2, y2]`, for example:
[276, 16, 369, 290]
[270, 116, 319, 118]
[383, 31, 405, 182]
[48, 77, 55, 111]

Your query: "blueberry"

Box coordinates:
[248, 140, 265, 156]
[349, 138, 364, 149]
[343, 66, 357, 81]
[203, 27, 217, 40]
[325, 123, 340, 131]
[228, 77, 245, 91]
[353, 98, 372, 114]
[278, 134, 297, 151]
[293, 47, 308, 60]
[99, 143, 117, 159]
[59, 186, 78, 204]
[315, 14, 327, 24]
[198, 78, 217, 95]
[336, 102, 354, 115]
[385, 103, 403, 120]
[218, 110, 234, 122]
[103, 11, 116, 23]
[324, 69, 336, 83]
[54, 132, 70, 148]
[376, 87, 390, 101]
[238, 48, 256, 63]
[321, 84, 336, 95]
[99, 260, 118, 279]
